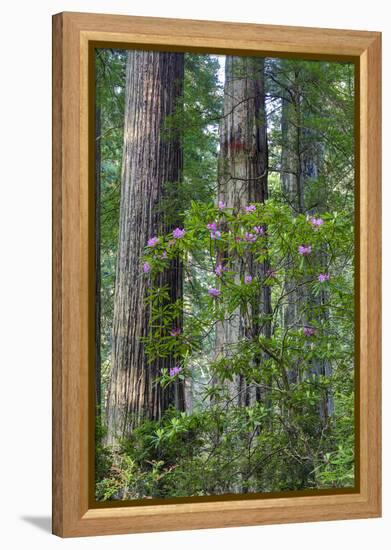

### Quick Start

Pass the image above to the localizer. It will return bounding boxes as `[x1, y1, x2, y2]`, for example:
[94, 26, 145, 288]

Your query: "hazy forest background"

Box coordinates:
[95, 48, 356, 501]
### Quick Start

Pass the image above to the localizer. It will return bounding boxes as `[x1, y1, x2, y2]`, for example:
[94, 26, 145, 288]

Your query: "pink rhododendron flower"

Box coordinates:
[303, 326, 316, 337]
[173, 227, 185, 239]
[245, 205, 256, 212]
[207, 222, 217, 231]
[253, 226, 265, 235]
[215, 264, 223, 277]
[170, 327, 181, 337]
[244, 275, 253, 284]
[147, 236, 159, 247]
[318, 273, 330, 282]
[244, 232, 257, 242]
[218, 200, 226, 209]
[143, 262, 151, 273]
[208, 288, 221, 297]
[169, 366, 182, 377]
[310, 217, 324, 228]
[298, 244, 312, 256]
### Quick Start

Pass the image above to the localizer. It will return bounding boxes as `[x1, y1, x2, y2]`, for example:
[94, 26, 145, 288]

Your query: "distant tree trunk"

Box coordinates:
[302, 128, 334, 422]
[280, 68, 333, 420]
[105, 51, 185, 445]
[216, 56, 270, 406]
[301, 97, 334, 423]
[280, 86, 302, 387]
[281, 90, 300, 212]
[95, 103, 102, 414]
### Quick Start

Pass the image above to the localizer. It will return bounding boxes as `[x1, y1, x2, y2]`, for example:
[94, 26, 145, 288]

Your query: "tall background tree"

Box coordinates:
[216, 56, 270, 406]
[105, 50, 185, 445]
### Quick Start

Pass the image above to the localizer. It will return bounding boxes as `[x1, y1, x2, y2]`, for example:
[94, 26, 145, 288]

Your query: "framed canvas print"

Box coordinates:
[52, 12, 381, 537]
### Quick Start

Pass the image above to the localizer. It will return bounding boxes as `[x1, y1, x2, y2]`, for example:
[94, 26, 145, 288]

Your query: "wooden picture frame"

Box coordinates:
[52, 11, 381, 538]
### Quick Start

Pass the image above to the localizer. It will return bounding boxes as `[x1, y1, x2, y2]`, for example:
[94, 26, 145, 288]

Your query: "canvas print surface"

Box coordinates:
[94, 48, 356, 501]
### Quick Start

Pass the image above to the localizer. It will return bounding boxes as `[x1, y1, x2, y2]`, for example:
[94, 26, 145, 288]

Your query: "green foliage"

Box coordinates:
[96, 390, 354, 500]
[142, 200, 353, 376]
[96, 200, 354, 499]
[159, 54, 223, 224]
[96, 52, 355, 499]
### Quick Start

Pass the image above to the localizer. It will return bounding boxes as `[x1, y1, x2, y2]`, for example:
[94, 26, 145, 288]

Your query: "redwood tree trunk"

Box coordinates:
[216, 56, 270, 406]
[105, 51, 185, 445]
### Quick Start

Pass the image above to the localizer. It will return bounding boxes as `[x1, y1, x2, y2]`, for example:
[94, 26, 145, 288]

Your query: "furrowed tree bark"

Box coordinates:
[216, 56, 270, 406]
[105, 51, 185, 445]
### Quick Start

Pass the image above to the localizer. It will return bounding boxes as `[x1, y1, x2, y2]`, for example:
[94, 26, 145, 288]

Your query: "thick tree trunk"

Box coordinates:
[105, 51, 185, 445]
[216, 56, 270, 406]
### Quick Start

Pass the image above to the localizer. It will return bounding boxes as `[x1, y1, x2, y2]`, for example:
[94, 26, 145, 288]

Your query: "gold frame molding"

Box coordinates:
[52, 11, 381, 537]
